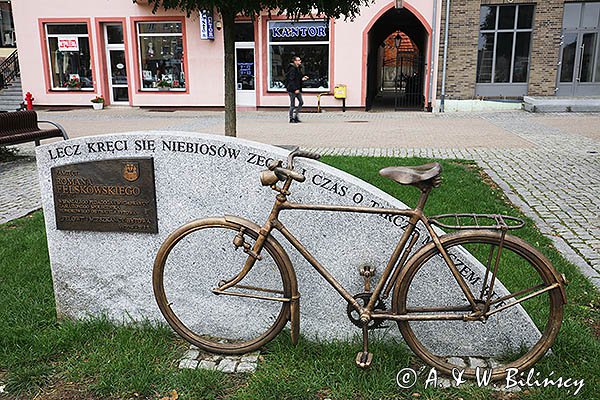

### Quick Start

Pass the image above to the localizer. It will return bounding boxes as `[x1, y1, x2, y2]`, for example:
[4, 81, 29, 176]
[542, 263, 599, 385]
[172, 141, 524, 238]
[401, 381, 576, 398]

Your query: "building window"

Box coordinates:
[235, 21, 254, 42]
[45, 24, 94, 90]
[268, 20, 330, 91]
[137, 22, 186, 90]
[0, 1, 16, 47]
[476, 5, 534, 84]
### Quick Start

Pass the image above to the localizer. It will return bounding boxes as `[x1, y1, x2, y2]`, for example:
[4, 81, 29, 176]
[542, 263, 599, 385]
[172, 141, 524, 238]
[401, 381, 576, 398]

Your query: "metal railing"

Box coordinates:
[0, 50, 19, 89]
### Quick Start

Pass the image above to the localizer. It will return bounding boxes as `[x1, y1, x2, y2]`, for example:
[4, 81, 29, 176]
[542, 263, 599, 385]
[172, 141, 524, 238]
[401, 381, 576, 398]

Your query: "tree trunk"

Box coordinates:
[222, 9, 236, 137]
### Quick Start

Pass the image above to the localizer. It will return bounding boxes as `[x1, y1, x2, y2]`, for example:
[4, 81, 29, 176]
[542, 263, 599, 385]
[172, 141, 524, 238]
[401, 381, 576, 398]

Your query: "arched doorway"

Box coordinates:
[365, 7, 428, 111]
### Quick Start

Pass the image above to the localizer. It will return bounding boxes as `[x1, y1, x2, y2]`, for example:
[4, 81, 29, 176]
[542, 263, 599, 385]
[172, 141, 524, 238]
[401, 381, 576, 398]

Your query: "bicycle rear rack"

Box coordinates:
[429, 213, 525, 231]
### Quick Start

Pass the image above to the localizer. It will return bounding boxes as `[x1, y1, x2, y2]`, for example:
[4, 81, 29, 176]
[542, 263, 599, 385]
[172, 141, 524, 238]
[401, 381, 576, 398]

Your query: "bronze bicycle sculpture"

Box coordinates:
[153, 148, 567, 380]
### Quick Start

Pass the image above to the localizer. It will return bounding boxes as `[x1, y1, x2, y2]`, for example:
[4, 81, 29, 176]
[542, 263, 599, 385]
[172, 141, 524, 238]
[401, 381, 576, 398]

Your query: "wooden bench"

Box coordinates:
[0, 110, 68, 147]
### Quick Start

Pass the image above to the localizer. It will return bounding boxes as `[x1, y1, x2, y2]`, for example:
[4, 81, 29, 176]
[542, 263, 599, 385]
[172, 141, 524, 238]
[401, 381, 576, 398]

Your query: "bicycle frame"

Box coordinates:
[216, 180, 486, 324]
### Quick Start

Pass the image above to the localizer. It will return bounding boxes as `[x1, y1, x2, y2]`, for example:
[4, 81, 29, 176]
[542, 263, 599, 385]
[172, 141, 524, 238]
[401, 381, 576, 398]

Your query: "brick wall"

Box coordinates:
[527, 1, 564, 96]
[437, 0, 567, 99]
[437, 0, 480, 99]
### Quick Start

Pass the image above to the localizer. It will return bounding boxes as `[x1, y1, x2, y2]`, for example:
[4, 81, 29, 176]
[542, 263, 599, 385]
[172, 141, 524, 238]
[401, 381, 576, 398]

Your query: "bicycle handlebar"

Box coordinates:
[295, 150, 321, 161]
[287, 148, 321, 170]
[260, 149, 320, 187]
[273, 167, 306, 183]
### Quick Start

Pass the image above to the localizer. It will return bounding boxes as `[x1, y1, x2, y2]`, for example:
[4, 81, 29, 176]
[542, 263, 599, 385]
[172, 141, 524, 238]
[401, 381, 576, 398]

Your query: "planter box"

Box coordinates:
[92, 103, 104, 110]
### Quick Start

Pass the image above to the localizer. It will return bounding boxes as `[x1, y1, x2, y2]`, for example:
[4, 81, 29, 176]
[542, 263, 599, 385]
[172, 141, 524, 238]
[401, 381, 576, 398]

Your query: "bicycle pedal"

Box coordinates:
[355, 351, 373, 369]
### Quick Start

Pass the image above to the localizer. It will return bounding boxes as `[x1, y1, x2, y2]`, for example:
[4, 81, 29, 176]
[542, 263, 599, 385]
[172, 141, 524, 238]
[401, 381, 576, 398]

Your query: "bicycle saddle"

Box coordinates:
[379, 162, 442, 186]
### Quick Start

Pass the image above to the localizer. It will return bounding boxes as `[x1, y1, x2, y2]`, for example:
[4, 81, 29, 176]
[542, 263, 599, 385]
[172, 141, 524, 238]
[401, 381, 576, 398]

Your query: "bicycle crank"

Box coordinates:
[347, 292, 388, 329]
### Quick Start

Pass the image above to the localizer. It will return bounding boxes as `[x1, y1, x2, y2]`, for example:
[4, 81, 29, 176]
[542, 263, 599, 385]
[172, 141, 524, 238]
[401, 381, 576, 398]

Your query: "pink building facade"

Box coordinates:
[12, 0, 440, 110]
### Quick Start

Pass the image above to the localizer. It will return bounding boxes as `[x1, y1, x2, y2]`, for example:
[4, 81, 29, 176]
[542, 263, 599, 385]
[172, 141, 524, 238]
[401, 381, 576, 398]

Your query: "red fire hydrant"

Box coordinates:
[25, 92, 34, 110]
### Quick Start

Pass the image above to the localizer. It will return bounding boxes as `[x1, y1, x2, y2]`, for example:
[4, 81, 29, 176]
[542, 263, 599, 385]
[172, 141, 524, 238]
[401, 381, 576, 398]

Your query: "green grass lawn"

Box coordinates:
[1, 157, 599, 399]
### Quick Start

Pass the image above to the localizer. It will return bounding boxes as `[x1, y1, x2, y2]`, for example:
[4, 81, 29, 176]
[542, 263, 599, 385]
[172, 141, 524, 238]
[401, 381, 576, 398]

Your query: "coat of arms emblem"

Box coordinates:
[123, 162, 140, 182]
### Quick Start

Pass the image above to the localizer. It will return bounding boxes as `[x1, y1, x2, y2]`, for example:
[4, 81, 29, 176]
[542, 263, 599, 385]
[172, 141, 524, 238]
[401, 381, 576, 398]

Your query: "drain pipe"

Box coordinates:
[427, 0, 438, 112]
[440, 0, 451, 112]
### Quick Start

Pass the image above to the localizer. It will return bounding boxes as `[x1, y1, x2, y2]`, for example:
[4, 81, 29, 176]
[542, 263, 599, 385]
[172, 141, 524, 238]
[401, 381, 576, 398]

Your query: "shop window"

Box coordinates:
[0, 1, 16, 47]
[268, 20, 330, 91]
[137, 21, 186, 90]
[45, 24, 94, 90]
[235, 22, 254, 42]
[476, 5, 534, 85]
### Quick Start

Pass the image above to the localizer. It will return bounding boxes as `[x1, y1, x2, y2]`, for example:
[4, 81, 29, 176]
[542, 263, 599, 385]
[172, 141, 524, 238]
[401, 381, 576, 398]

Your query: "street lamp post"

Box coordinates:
[394, 33, 401, 111]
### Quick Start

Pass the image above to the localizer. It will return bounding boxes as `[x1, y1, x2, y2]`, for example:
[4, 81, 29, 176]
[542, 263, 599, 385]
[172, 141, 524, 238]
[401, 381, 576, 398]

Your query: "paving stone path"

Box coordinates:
[0, 109, 598, 288]
[304, 113, 600, 286]
[178, 346, 260, 373]
[0, 153, 41, 224]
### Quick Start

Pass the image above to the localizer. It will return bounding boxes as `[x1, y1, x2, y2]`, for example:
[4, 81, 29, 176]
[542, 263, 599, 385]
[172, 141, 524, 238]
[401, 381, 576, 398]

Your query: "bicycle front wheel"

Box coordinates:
[393, 231, 564, 380]
[153, 217, 294, 354]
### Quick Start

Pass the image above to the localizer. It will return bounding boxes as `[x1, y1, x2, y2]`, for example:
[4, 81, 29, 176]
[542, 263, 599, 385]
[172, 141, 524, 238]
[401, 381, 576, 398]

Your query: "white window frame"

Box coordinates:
[45, 23, 94, 91]
[267, 20, 331, 92]
[136, 21, 186, 92]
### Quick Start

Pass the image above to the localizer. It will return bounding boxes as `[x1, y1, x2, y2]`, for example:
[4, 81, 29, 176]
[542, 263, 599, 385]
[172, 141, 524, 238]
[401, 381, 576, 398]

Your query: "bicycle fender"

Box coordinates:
[223, 214, 302, 343]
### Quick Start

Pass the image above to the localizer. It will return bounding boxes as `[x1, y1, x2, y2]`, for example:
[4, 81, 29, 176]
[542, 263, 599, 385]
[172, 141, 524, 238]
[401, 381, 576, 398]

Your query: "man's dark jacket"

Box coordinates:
[285, 63, 303, 93]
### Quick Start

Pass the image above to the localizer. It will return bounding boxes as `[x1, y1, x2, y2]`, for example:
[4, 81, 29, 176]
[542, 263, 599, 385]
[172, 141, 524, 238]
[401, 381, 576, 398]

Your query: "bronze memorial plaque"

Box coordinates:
[51, 158, 158, 233]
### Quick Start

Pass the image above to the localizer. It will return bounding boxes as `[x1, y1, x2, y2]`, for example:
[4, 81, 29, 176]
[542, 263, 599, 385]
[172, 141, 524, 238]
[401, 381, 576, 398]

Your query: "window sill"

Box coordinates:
[139, 89, 187, 92]
[268, 88, 331, 93]
[50, 88, 95, 92]
[475, 83, 528, 97]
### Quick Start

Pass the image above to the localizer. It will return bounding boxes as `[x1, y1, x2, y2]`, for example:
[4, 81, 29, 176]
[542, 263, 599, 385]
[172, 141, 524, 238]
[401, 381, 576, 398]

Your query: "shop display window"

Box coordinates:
[268, 20, 330, 91]
[476, 5, 534, 84]
[137, 21, 186, 90]
[45, 24, 94, 90]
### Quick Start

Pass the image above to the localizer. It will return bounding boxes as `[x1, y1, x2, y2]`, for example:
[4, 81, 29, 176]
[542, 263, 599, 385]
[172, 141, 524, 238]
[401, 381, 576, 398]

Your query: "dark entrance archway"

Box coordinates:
[365, 7, 427, 111]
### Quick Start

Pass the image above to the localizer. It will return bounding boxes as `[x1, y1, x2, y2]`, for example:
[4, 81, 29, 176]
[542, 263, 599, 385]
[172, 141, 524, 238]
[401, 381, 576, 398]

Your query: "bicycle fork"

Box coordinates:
[213, 216, 303, 346]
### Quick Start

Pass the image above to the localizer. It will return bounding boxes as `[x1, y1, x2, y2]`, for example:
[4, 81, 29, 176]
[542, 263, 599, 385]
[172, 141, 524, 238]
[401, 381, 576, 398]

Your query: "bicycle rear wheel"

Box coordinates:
[393, 231, 564, 380]
[153, 217, 294, 354]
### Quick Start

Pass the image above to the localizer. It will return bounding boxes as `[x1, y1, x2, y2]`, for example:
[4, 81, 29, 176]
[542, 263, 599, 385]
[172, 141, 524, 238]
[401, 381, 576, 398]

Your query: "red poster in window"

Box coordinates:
[57, 36, 79, 52]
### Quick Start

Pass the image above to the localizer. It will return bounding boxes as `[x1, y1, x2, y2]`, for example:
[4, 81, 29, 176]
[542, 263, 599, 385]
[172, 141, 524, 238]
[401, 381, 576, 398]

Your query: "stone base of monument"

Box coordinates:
[178, 346, 260, 373]
[36, 132, 542, 358]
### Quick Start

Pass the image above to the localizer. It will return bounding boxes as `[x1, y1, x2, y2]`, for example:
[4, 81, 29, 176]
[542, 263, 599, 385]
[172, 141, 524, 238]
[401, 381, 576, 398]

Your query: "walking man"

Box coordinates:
[286, 56, 308, 123]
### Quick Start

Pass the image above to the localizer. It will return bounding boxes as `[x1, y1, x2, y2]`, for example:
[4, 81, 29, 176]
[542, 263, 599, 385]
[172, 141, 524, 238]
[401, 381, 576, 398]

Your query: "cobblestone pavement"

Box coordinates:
[178, 346, 260, 373]
[1, 109, 598, 287]
[0, 156, 41, 224]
